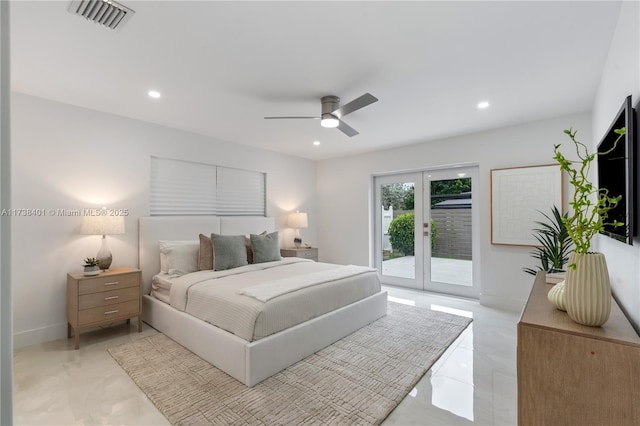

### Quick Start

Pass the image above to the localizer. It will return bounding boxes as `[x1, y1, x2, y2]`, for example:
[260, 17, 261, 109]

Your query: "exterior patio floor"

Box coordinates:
[382, 256, 472, 286]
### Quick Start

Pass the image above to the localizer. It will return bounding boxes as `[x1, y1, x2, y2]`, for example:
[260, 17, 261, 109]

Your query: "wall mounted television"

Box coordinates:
[597, 95, 637, 245]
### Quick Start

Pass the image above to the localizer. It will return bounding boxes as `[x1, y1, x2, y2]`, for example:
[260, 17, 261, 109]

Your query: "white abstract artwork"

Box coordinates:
[491, 165, 563, 246]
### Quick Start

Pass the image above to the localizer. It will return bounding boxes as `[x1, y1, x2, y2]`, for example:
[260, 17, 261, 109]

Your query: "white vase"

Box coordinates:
[564, 252, 611, 326]
[547, 280, 566, 311]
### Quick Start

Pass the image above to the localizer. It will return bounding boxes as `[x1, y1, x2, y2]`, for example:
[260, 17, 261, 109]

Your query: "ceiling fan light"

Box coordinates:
[321, 114, 339, 128]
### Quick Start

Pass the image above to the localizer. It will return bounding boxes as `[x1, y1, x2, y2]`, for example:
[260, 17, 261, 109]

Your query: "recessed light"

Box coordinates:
[313, 140, 321, 146]
[148, 90, 161, 99]
[477, 101, 489, 109]
[457, 173, 466, 178]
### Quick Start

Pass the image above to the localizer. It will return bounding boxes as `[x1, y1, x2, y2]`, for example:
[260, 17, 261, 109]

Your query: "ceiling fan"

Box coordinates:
[264, 93, 378, 137]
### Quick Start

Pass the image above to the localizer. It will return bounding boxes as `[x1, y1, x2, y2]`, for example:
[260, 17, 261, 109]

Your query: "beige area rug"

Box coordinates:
[108, 302, 472, 425]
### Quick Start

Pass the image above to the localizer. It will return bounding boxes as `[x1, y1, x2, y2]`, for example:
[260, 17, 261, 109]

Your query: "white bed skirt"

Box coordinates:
[143, 290, 388, 387]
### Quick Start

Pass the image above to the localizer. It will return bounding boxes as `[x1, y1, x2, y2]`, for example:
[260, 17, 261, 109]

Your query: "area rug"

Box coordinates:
[108, 302, 472, 425]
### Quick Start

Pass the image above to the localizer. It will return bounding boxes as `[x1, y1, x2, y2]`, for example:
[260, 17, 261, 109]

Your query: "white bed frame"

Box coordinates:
[139, 216, 388, 387]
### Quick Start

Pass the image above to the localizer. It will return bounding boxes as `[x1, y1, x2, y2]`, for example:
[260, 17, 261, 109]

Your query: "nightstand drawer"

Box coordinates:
[78, 273, 139, 295]
[281, 248, 318, 261]
[298, 250, 317, 259]
[78, 300, 140, 326]
[79, 286, 140, 310]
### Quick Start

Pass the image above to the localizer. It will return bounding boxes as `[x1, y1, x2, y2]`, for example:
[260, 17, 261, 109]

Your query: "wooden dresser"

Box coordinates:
[67, 267, 142, 349]
[518, 272, 640, 425]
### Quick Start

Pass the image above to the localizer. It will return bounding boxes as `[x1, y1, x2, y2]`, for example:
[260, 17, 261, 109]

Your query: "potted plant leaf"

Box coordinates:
[553, 127, 625, 326]
[83, 257, 100, 276]
[523, 205, 573, 276]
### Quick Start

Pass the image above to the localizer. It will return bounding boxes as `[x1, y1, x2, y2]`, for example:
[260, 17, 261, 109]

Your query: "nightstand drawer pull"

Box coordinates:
[104, 310, 119, 315]
[104, 296, 119, 300]
[104, 281, 119, 286]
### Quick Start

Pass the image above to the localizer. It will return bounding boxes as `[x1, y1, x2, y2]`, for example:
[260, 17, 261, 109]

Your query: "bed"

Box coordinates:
[139, 216, 388, 387]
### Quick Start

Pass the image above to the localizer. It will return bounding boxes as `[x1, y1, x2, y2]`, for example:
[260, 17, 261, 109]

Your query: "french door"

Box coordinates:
[375, 173, 424, 290]
[374, 166, 479, 298]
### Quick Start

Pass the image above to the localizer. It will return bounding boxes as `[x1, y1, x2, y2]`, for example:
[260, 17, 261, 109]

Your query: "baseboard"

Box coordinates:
[13, 322, 67, 349]
[480, 294, 526, 313]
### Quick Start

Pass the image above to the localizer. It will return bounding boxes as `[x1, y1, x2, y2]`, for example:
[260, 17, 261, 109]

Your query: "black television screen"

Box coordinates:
[597, 95, 636, 245]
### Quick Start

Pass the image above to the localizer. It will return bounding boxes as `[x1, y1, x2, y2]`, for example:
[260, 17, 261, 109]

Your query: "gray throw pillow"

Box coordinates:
[211, 234, 248, 271]
[250, 231, 281, 264]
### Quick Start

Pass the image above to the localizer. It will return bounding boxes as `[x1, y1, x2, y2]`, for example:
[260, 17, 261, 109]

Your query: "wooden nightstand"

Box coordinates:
[280, 247, 318, 262]
[67, 267, 142, 349]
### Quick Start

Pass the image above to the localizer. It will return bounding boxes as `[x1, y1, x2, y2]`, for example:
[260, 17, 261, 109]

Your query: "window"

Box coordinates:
[150, 156, 265, 216]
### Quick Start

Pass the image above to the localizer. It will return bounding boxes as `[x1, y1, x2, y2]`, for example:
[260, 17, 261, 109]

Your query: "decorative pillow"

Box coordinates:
[198, 234, 215, 271]
[245, 231, 268, 264]
[211, 234, 248, 271]
[158, 240, 199, 275]
[250, 231, 281, 264]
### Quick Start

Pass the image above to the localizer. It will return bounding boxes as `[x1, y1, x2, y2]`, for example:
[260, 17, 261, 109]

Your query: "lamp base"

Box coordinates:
[97, 255, 112, 271]
[96, 235, 113, 270]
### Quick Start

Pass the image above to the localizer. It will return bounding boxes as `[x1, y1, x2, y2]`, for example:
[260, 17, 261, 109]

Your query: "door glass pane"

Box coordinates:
[381, 181, 415, 279]
[430, 177, 472, 286]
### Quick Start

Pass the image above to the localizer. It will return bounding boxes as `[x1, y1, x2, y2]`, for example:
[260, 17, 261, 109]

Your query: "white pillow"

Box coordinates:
[158, 240, 199, 275]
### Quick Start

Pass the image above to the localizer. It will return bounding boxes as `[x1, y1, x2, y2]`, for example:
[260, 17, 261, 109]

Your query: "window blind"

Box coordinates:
[216, 166, 266, 216]
[150, 156, 265, 216]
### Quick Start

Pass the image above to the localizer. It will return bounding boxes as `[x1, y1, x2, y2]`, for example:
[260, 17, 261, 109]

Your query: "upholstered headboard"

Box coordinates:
[138, 216, 276, 294]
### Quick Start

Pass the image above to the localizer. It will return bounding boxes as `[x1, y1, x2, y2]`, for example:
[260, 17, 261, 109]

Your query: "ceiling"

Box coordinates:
[10, 1, 622, 160]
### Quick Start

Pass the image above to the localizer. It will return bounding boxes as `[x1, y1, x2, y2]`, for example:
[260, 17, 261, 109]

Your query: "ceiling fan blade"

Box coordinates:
[337, 119, 359, 137]
[333, 93, 378, 118]
[264, 116, 320, 120]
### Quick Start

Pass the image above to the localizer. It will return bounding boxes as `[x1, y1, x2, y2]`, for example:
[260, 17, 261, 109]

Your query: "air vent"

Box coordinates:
[68, 0, 134, 30]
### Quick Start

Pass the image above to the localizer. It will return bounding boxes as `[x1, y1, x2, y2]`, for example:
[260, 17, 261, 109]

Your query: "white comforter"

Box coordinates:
[168, 258, 381, 341]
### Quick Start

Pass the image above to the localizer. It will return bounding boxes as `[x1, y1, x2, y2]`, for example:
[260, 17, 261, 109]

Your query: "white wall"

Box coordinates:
[317, 112, 591, 311]
[11, 93, 318, 348]
[592, 0, 640, 329]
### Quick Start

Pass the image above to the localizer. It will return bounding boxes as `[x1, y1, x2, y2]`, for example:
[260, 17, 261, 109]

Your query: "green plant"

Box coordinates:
[523, 206, 573, 275]
[83, 257, 99, 267]
[553, 127, 625, 260]
[388, 213, 437, 255]
[388, 213, 415, 255]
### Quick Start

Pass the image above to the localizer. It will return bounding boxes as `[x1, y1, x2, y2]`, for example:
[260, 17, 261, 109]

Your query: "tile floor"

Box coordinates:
[381, 286, 519, 425]
[12, 286, 520, 425]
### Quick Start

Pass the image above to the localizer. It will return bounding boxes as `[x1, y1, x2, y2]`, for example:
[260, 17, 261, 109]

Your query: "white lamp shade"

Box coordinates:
[80, 215, 125, 235]
[288, 212, 308, 229]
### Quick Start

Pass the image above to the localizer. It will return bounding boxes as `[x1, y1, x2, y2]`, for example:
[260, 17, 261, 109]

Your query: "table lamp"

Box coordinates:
[80, 210, 125, 270]
[288, 211, 308, 248]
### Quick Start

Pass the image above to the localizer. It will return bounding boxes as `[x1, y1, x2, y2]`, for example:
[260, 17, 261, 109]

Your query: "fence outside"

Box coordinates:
[382, 205, 393, 251]
[431, 209, 472, 260]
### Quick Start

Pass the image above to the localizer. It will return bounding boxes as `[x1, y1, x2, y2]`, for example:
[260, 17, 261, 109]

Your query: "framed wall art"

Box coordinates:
[491, 164, 563, 246]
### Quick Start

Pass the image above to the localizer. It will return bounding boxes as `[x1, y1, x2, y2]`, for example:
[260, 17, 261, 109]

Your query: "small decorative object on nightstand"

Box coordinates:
[82, 257, 100, 276]
[67, 266, 142, 349]
[280, 247, 318, 262]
